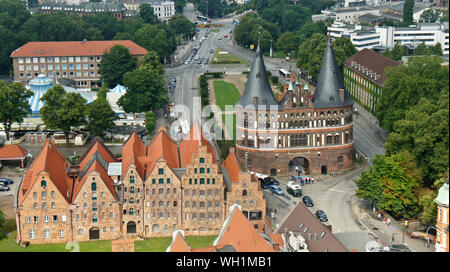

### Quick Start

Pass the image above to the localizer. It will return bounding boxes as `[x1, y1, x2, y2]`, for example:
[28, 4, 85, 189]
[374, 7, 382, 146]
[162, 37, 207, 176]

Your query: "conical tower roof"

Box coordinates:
[312, 38, 353, 109]
[236, 43, 281, 110]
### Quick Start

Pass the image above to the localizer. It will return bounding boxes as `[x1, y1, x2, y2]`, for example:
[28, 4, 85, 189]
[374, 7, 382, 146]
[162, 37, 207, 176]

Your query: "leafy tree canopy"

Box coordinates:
[86, 97, 117, 138]
[98, 44, 138, 87]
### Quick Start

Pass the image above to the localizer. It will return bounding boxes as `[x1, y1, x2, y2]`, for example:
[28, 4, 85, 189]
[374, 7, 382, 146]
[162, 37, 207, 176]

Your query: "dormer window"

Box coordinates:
[41, 180, 47, 187]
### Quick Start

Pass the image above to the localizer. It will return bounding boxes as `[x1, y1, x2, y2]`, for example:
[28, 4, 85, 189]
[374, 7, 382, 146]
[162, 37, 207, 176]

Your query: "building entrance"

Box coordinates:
[289, 157, 309, 175]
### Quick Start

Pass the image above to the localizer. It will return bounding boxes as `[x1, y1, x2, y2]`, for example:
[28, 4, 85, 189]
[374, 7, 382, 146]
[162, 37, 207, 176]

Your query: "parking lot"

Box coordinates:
[0, 166, 24, 219]
[263, 175, 331, 230]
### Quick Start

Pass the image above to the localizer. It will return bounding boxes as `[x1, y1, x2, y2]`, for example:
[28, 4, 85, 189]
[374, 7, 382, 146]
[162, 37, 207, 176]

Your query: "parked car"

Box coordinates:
[203, 58, 209, 64]
[209, 48, 214, 53]
[286, 181, 302, 197]
[315, 210, 328, 222]
[259, 178, 271, 189]
[218, 36, 222, 40]
[264, 177, 279, 186]
[0, 184, 10, 192]
[0, 178, 13, 185]
[302, 196, 314, 207]
[270, 185, 284, 195]
[171, 78, 176, 83]
[196, 59, 202, 64]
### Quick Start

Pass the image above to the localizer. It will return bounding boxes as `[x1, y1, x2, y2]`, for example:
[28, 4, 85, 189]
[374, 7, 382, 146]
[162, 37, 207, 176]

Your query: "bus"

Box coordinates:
[286, 181, 302, 197]
[279, 69, 291, 81]
[197, 14, 210, 22]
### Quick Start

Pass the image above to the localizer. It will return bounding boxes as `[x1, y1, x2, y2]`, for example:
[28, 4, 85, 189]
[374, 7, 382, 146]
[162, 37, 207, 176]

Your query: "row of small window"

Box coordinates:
[78, 227, 113, 236]
[78, 201, 111, 210]
[19, 63, 99, 71]
[244, 110, 348, 120]
[19, 71, 98, 79]
[18, 56, 101, 64]
[188, 178, 216, 185]
[193, 167, 211, 174]
[145, 211, 178, 219]
[184, 200, 221, 209]
[185, 212, 221, 220]
[233, 199, 258, 207]
[33, 191, 56, 199]
[25, 215, 66, 224]
[33, 202, 57, 209]
[145, 187, 177, 196]
[82, 191, 106, 200]
[184, 189, 220, 197]
[75, 212, 114, 221]
[28, 229, 65, 240]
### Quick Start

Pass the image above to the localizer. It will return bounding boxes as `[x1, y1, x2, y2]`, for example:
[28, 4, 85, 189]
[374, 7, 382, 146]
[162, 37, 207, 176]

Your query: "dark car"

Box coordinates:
[0, 184, 10, 192]
[303, 196, 314, 207]
[259, 178, 271, 189]
[0, 178, 13, 185]
[264, 177, 279, 186]
[315, 210, 328, 222]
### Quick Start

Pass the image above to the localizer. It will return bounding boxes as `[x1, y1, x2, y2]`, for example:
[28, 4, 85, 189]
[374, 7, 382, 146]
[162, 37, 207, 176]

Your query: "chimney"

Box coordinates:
[339, 89, 345, 102]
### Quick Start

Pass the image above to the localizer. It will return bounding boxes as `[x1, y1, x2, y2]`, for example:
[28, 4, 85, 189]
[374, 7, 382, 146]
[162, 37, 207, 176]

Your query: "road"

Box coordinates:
[164, 6, 387, 237]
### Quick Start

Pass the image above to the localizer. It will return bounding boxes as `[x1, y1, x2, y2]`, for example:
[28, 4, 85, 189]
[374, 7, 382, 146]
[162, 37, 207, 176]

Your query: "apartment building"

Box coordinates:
[342, 48, 400, 113]
[328, 22, 449, 56]
[123, 0, 175, 21]
[38, 1, 129, 19]
[10, 40, 147, 88]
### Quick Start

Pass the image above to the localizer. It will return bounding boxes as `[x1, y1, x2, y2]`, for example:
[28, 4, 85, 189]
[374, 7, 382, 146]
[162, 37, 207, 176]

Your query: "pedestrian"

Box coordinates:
[378, 213, 382, 221]
[387, 218, 391, 226]
[311, 177, 314, 184]
[382, 218, 386, 225]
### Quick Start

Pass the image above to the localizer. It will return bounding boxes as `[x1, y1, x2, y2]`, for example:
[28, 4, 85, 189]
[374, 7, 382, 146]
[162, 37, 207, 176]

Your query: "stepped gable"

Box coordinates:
[213, 205, 276, 252]
[121, 131, 147, 179]
[312, 38, 353, 109]
[236, 43, 281, 110]
[179, 121, 217, 168]
[19, 140, 72, 205]
[145, 127, 180, 179]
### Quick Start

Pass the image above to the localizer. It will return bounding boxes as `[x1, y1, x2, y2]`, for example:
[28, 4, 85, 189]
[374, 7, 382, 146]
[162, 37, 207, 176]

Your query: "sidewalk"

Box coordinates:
[353, 103, 388, 142]
[352, 199, 432, 252]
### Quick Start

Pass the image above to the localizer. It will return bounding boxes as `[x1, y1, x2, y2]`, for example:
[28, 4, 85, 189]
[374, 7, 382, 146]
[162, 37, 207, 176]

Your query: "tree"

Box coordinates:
[383, 42, 409, 61]
[375, 56, 448, 133]
[403, 0, 414, 24]
[40, 85, 87, 144]
[96, 84, 109, 99]
[98, 44, 137, 87]
[174, 0, 187, 13]
[419, 175, 448, 226]
[384, 92, 449, 185]
[0, 208, 6, 240]
[139, 4, 159, 25]
[168, 14, 196, 39]
[0, 81, 33, 140]
[140, 51, 164, 76]
[419, 8, 443, 23]
[355, 152, 423, 219]
[86, 97, 117, 138]
[276, 32, 302, 55]
[145, 111, 157, 135]
[135, 25, 173, 62]
[296, 34, 356, 82]
[113, 32, 134, 41]
[118, 68, 168, 113]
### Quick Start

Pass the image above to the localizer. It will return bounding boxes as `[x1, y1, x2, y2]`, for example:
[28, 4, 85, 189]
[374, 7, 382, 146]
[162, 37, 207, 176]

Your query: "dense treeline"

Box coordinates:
[357, 56, 449, 222]
[0, 0, 195, 74]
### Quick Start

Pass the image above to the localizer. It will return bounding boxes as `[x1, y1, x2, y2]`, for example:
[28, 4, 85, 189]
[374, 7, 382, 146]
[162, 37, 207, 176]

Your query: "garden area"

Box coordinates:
[210, 49, 249, 65]
[213, 80, 240, 112]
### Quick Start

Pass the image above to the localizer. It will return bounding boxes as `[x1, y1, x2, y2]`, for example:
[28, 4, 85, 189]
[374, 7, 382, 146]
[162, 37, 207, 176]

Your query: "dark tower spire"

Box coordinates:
[236, 38, 280, 110]
[312, 38, 353, 109]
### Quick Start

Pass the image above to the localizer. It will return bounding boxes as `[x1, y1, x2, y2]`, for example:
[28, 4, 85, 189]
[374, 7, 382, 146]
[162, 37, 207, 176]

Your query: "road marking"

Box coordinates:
[328, 188, 345, 193]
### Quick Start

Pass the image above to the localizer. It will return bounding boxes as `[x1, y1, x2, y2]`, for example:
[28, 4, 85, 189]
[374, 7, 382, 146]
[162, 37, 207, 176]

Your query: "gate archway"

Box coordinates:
[89, 227, 100, 240]
[127, 221, 137, 234]
[289, 157, 309, 175]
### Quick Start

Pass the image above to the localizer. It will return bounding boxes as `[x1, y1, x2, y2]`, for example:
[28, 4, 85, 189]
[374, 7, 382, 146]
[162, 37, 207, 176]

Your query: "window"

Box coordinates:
[52, 215, 58, 223]
[29, 229, 36, 240]
[78, 229, 84, 235]
[185, 190, 189, 197]
[44, 229, 51, 239]
[42, 202, 47, 209]
[34, 216, 39, 223]
[25, 216, 31, 224]
[159, 178, 164, 184]
[41, 180, 47, 187]
[91, 182, 97, 191]
[59, 230, 64, 238]
[159, 188, 164, 195]
[200, 178, 205, 185]
[152, 179, 156, 184]
[158, 168, 164, 175]
[33, 192, 37, 198]
[200, 158, 205, 163]
[167, 178, 170, 184]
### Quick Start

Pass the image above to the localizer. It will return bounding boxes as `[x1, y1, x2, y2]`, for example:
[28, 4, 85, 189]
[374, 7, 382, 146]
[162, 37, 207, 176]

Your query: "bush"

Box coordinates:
[217, 140, 236, 160]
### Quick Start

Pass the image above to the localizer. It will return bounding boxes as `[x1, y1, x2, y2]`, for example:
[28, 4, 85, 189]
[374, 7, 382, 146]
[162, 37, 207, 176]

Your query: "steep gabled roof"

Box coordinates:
[121, 131, 147, 178]
[221, 149, 243, 183]
[213, 205, 276, 252]
[179, 122, 217, 168]
[166, 230, 192, 252]
[146, 128, 179, 178]
[0, 144, 27, 159]
[77, 137, 116, 170]
[19, 140, 72, 205]
[312, 38, 353, 109]
[236, 44, 281, 110]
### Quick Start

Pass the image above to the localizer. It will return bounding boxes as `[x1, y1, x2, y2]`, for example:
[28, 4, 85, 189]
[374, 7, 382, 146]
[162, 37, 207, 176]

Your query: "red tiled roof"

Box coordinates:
[78, 137, 116, 170]
[269, 233, 285, 249]
[221, 148, 241, 183]
[121, 131, 147, 178]
[19, 140, 72, 205]
[0, 145, 27, 159]
[167, 231, 192, 252]
[179, 122, 217, 168]
[343, 48, 401, 86]
[214, 205, 276, 252]
[10, 40, 147, 58]
[145, 128, 179, 178]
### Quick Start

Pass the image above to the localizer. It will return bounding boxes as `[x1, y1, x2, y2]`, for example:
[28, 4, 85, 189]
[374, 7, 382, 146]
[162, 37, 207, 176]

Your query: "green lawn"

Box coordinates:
[213, 80, 240, 112]
[211, 49, 249, 65]
[221, 114, 236, 142]
[0, 231, 216, 252]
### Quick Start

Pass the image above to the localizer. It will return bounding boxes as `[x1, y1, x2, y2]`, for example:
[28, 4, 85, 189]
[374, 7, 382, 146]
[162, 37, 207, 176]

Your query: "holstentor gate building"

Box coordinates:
[235, 39, 355, 176]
